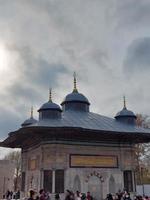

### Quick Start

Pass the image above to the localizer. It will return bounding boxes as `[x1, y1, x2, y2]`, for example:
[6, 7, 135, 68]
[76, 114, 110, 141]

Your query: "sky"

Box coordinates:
[0, 0, 150, 157]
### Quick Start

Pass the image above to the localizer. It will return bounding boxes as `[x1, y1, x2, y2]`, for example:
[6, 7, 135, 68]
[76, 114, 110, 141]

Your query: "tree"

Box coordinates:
[4, 150, 21, 191]
[135, 114, 150, 184]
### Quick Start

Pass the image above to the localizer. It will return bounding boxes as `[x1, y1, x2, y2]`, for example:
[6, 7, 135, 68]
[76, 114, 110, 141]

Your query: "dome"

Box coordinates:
[61, 73, 90, 112]
[21, 117, 37, 127]
[61, 91, 90, 105]
[115, 97, 136, 125]
[115, 107, 136, 118]
[38, 101, 61, 112]
[38, 89, 62, 120]
[21, 107, 37, 127]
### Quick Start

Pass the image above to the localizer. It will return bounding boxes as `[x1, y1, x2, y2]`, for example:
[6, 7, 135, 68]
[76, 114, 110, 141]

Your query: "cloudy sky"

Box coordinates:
[0, 0, 150, 157]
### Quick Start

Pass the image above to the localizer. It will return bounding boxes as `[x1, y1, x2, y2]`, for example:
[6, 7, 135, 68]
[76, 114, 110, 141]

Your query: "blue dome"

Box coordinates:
[61, 74, 90, 111]
[115, 104, 136, 125]
[21, 117, 37, 127]
[61, 91, 90, 105]
[115, 107, 136, 118]
[38, 101, 62, 112]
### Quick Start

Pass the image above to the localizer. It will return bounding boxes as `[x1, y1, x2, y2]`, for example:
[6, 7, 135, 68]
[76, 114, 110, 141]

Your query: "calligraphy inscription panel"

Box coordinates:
[70, 155, 118, 168]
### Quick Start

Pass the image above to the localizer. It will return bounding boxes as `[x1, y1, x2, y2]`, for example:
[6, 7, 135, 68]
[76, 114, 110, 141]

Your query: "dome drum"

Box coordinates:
[39, 109, 61, 120]
[38, 101, 62, 120]
[62, 101, 89, 112]
[115, 115, 136, 125]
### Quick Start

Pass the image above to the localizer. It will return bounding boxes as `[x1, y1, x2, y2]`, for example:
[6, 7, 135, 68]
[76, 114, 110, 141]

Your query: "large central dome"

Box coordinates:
[61, 73, 90, 112]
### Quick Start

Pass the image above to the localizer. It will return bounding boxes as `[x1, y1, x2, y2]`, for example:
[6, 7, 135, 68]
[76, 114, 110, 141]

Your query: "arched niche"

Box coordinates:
[109, 175, 115, 194]
[73, 175, 81, 192]
[88, 176, 101, 200]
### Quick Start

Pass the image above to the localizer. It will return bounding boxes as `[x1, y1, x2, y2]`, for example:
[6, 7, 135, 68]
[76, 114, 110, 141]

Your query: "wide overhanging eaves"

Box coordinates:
[1, 126, 150, 148]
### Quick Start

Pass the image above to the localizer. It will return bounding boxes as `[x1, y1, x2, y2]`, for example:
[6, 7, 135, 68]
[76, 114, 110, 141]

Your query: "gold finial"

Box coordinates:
[31, 106, 33, 118]
[73, 72, 78, 92]
[123, 95, 126, 109]
[49, 88, 52, 102]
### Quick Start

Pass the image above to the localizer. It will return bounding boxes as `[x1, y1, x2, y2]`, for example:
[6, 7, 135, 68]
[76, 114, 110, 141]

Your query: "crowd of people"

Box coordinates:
[3, 190, 20, 200]
[106, 190, 150, 200]
[27, 189, 150, 200]
[2, 189, 150, 200]
[27, 189, 93, 200]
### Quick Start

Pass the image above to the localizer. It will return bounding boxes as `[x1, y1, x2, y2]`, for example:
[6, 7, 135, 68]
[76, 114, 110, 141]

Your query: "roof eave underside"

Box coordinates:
[1, 126, 150, 148]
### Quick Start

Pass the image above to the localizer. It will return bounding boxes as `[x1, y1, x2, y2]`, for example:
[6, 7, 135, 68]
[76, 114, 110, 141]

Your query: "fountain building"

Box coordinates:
[1, 74, 150, 199]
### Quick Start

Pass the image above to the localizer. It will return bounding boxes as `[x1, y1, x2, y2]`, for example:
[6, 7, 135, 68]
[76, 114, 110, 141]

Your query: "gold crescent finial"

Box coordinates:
[49, 88, 52, 102]
[73, 72, 78, 92]
[31, 106, 33, 118]
[123, 95, 126, 109]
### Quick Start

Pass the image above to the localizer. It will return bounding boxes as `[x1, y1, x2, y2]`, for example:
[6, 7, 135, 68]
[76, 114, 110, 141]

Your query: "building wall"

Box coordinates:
[21, 142, 136, 199]
[0, 160, 15, 199]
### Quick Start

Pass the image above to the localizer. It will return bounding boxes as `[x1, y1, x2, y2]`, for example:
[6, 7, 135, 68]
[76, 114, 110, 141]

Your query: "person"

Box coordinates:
[123, 193, 131, 200]
[3, 194, 5, 199]
[117, 190, 122, 200]
[86, 192, 93, 200]
[65, 190, 72, 200]
[6, 190, 11, 200]
[28, 190, 35, 200]
[10, 191, 13, 199]
[115, 193, 119, 200]
[75, 191, 81, 200]
[15, 190, 20, 199]
[81, 193, 86, 200]
[70, 191, 75, 200]
[55, 193, 60, 200]
[45, 191, 51, 200]
[39, 189, 46, 200]
[106, 193, 113, 200]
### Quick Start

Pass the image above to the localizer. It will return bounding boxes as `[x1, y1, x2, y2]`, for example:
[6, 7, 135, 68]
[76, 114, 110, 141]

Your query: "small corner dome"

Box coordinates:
[21, 107, 37, 127]
[115, 97, 136, 125]
[21, 117, 37, 127]
[61, 92, 90, 105]
[115, 107, 136, 118]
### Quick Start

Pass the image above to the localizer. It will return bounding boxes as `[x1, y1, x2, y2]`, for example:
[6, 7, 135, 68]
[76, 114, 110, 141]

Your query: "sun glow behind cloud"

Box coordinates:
[0, 43, 10, 72]
[0, 42, 19, 89]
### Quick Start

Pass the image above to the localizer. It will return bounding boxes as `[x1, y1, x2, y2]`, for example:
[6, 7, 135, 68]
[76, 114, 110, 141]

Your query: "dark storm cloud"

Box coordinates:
[9, 45, 68, 86]
[6, 45, 68, 103]
[121, 37, 150, 116]
[0, 107, 21, 139]
[115, 0, 150, 29]
[124, 37, 150, 75]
